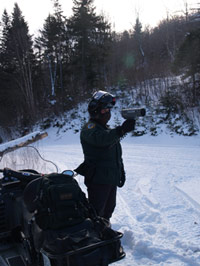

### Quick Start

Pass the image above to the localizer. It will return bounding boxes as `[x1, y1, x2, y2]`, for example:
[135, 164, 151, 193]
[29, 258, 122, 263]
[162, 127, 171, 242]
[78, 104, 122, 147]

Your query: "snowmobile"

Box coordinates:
[0, 167, 44, 266]
[0, 147, 125, 266]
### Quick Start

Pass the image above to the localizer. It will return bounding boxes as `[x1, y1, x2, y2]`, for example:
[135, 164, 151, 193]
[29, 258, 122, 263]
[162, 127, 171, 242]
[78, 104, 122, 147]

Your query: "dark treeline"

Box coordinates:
[0, 0, 200, 133]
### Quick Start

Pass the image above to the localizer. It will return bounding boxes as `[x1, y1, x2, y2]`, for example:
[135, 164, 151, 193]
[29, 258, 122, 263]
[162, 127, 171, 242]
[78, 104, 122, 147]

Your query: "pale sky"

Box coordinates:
[0, 0, 199, 35]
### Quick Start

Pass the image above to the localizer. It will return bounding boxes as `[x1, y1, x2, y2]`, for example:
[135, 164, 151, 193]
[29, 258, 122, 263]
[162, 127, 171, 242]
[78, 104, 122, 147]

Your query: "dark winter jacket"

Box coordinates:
[80, 119, 125, 187]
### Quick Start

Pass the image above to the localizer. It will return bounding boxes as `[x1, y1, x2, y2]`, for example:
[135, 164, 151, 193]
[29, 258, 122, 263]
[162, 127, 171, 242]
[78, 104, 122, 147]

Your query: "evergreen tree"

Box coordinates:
[133, 18, 144, 58]
[0, 10, 11, 55]
[35, 0, 70, 102]
[174, 28, 200, 104]
[0, 4, 36, 128]
[68, 0, 112, 93]
[132, 17, 145, 81]
[0, 10, 12, 127]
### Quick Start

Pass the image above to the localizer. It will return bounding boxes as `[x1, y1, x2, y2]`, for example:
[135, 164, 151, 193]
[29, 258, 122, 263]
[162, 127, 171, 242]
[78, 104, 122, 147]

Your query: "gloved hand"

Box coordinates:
[118, 168, 126, 187]
[121, 119, 135, 133]
[116, 119, 135, 137]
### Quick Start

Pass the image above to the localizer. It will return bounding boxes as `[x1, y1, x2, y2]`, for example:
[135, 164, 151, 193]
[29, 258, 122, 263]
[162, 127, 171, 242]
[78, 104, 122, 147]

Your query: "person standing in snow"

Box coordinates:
[77, 90, 135, 222]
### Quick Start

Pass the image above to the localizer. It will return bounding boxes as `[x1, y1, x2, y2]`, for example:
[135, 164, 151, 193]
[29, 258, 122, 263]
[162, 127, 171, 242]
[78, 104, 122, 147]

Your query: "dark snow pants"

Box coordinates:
[87, 183, 117, 220]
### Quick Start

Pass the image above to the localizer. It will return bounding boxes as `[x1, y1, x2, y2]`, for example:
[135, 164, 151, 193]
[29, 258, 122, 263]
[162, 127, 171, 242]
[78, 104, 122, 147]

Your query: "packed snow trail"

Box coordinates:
[35, 132, 200, 265]
[112, 143, 200, 266]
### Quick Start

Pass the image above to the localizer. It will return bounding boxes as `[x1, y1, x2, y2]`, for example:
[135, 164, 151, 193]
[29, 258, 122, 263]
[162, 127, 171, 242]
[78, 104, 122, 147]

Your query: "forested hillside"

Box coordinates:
[0, 0, 200, 140]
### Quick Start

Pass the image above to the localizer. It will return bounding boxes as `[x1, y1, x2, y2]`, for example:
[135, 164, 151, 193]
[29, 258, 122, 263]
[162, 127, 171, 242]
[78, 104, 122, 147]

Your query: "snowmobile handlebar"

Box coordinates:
[0, 168, 41, 183]
[121, 108, 146, 120]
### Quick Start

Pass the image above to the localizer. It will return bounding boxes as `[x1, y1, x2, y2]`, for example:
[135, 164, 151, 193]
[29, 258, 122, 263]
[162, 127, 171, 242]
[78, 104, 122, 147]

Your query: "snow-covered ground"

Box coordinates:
[1, 125, 200, 265]
[38, 127, 200, 266]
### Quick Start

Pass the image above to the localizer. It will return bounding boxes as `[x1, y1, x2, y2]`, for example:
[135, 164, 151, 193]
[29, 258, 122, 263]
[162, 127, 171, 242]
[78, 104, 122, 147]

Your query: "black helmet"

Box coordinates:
[88, 90, 116, 118]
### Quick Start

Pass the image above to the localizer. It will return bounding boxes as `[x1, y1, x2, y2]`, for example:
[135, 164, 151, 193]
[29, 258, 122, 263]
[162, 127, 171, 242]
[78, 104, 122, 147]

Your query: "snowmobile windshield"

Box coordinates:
[0, 146, 58, 176]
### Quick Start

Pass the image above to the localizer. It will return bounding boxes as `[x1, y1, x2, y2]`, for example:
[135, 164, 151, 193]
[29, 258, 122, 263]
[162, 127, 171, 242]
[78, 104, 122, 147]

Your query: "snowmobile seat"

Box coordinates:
[40, 218, 125, 266]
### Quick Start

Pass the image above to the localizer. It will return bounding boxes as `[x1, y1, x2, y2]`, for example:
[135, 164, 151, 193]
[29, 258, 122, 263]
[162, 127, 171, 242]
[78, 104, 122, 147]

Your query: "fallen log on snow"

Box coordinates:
[0, 131, 48, 157]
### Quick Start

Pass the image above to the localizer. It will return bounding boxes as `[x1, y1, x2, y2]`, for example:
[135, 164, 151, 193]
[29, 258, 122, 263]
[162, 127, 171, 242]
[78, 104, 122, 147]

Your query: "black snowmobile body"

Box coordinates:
[0, 169, 44, 266]
[0, 167, 125, 266]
